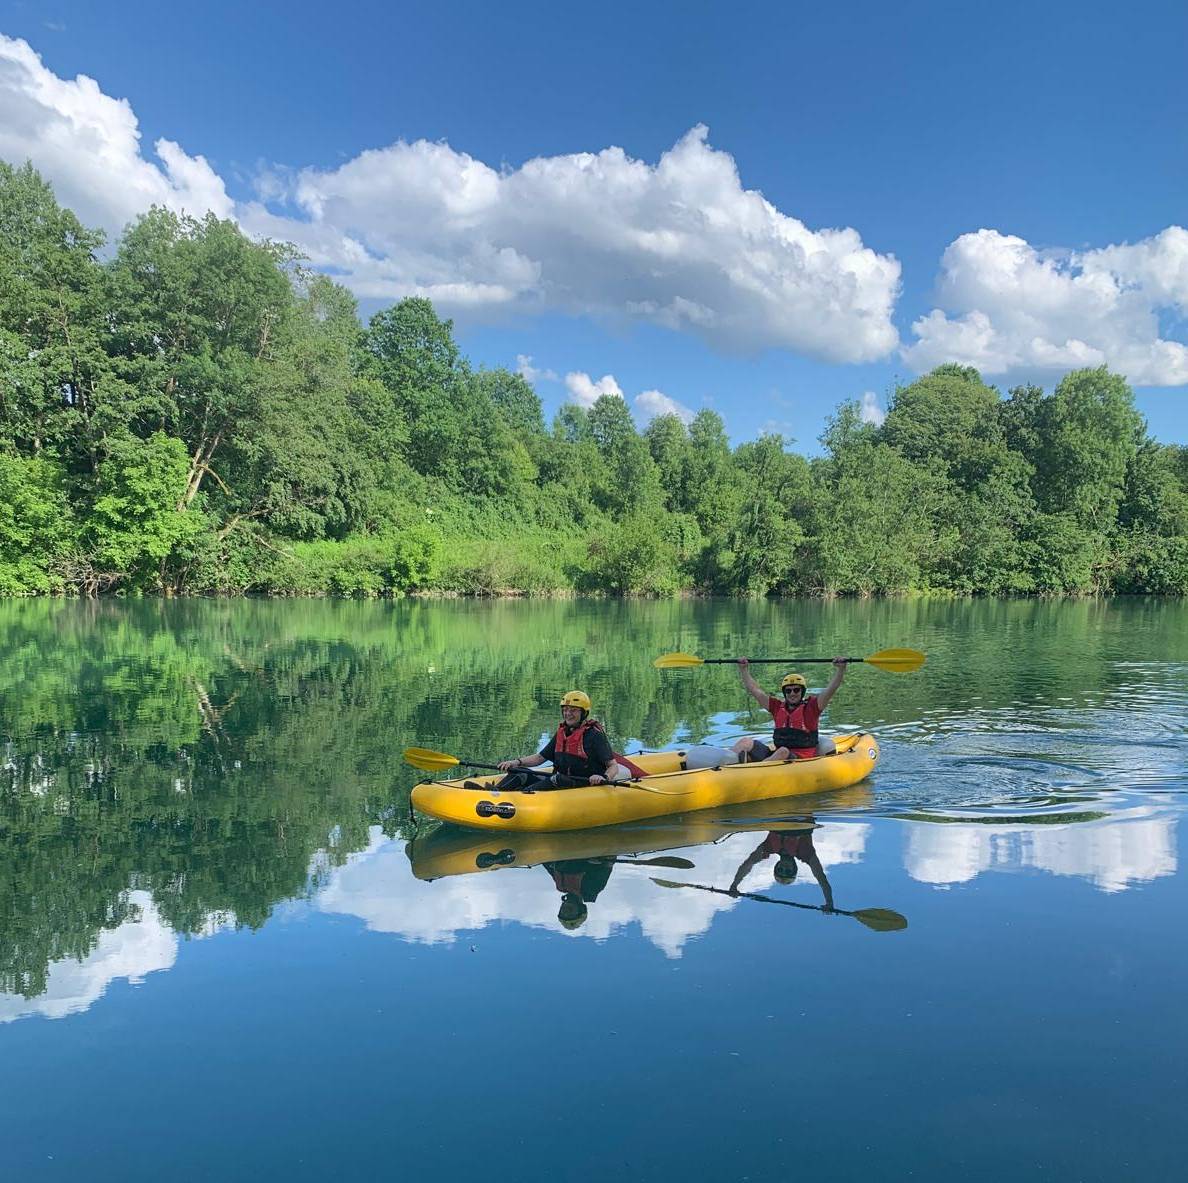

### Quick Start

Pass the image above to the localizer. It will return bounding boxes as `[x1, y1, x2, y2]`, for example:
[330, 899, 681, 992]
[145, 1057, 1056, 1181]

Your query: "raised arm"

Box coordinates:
[737, 657, 770, 708]
[728, 839, 770, 894]
[803, 846, 834, 911]
[815, 657, 848, 711]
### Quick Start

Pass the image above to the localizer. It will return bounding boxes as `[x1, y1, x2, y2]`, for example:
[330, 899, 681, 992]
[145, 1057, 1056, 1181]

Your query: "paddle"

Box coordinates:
[653, 647, 925, 673]
[474, 851, 695, 870]
[404, 747, 506, 774]
[402, 747, 695, 796]
[617, 856, 695, 869]
[652, 878, 908, 932]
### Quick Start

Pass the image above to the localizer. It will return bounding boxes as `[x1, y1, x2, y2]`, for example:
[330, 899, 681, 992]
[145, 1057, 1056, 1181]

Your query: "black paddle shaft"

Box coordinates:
[698, 657, 864, 665]
[448, 762, 639, 789]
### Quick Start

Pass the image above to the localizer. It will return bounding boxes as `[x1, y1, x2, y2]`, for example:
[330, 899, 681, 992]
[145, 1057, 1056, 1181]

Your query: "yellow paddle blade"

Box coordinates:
[653, 651, 706, 669]
[403, 747, 462, 772]
[851, 908, 908, 932]
[864, 648, 926, 674]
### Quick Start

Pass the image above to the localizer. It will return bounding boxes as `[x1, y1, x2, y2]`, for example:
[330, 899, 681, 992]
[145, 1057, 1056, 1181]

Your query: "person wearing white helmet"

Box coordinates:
[490, 691, 645, 789]
[731, 657, 848, 763]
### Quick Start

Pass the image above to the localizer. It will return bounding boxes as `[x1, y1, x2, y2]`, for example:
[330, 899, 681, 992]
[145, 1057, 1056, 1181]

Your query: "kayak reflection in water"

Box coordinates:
[544, 858, 615, 930]
[485, 690, 647, 790]
[727, 825, 834, 912]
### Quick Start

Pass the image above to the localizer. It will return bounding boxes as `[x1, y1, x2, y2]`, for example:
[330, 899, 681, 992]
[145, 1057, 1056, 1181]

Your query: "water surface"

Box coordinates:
[1, 599, 1185, 1180]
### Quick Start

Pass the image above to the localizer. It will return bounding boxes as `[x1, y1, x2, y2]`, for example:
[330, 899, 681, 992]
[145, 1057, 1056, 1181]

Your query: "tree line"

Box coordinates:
[2, 161, 1186, 597]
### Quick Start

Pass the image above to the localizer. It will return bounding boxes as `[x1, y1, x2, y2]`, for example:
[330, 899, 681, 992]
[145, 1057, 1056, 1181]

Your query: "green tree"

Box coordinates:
[1030, 368, 1144, 528]
[218, 275, 393, 544]
[585, 394, 664, 517]
[472, 367, 545, 438]
[0, 452, 75, 593]
[364, 297, 470, 478]
[684, 410, 743, 535]
[0, 162, 134, 468]
[881, 364, 1006, 490]
[585, 511, 681, 594]
[82, 432, 205, 590]
[809, 440, 953, 594]
[717, 435, 810, 595]
[643, 413, 689, 487]
[108, 208, 295, 512]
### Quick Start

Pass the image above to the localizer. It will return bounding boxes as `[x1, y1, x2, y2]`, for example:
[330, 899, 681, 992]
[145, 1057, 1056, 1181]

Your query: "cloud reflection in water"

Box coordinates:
[316, 823, 871, 957]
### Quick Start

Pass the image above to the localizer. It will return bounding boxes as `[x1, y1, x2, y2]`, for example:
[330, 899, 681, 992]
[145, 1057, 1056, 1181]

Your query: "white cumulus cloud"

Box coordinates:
[565, 370, 624, 407]
[1, 34, 901, 363]
[0, 892, 176, 1023]
[317, 823, 870, 958]
[906, 227, 1188, 386]
[859, 391, 885, 425]
[634, 388, 696, 424]
[563, 372, 696, 425]
[0, 33, 232, 236]
[240, 125, 902, 361]
[904, 807, 1177, 893]
[515, 354, 557, 383]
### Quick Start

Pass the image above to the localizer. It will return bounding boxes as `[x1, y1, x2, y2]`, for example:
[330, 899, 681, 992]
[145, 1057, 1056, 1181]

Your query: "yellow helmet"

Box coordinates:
[558, 893, 588, 929]
[780, 673, 808, 691]
[560, 690, 592, 711]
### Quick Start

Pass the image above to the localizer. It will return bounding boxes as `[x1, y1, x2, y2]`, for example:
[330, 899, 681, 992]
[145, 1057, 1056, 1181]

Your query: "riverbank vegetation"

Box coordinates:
[3, 162, 1186, 597]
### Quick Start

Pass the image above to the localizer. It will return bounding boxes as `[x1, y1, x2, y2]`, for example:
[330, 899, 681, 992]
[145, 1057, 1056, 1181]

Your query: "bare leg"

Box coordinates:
[732, 737, 756, 763]
[761, 747, 792, 763]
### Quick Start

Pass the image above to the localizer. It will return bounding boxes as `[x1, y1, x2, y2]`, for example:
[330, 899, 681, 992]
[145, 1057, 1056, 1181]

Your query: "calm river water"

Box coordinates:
[1, 598, 1186, 1181]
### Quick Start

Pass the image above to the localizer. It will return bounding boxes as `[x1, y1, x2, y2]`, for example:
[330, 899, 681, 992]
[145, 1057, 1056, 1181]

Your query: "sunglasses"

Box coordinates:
[783, 685, 805, 694]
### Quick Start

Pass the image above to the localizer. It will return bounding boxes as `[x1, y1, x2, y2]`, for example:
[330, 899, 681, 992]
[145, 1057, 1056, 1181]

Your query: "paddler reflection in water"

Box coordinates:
[487, 691, 647, 790]
[728, 824, 834, 911]
[544, 858, 615, 929]
[732, 656, 848, 764]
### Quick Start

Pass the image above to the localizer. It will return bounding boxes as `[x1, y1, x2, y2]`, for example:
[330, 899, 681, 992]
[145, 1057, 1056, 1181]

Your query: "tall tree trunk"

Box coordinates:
[178, 427, 224, 510]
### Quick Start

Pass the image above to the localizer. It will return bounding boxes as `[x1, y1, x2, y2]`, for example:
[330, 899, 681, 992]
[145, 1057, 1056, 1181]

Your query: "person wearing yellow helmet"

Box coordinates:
[544, 857, 615, 930]
[731, 656, 849, 763]
[491, 691, 644, 789]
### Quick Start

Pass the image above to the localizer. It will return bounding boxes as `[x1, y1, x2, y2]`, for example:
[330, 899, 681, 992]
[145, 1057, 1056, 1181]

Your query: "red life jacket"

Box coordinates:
[760, 831, 808, 858]
[771, 696, 820, 754]
[549, 867, 586, 894]
[552, 719, 648, 780]
[552, 718, 602, 777]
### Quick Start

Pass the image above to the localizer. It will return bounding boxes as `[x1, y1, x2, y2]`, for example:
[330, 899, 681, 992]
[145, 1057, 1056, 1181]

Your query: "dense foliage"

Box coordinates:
[2, 163, 1186, 597]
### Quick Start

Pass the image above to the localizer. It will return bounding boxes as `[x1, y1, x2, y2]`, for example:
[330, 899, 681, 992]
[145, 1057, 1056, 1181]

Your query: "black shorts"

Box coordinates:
[746, 739, 805, 762]
[493, 770, 585, 791]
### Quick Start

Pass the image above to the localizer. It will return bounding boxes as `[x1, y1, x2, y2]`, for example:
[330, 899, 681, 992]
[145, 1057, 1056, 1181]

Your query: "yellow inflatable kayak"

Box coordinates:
[410, 732, 879, 832]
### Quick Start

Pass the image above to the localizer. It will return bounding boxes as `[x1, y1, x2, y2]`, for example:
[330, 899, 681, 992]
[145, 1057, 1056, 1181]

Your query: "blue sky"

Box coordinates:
[2, 0, 1186, 449]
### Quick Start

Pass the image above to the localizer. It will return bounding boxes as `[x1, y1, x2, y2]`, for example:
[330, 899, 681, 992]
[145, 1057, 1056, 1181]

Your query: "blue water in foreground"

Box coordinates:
[1, 599, 1185, 1181]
